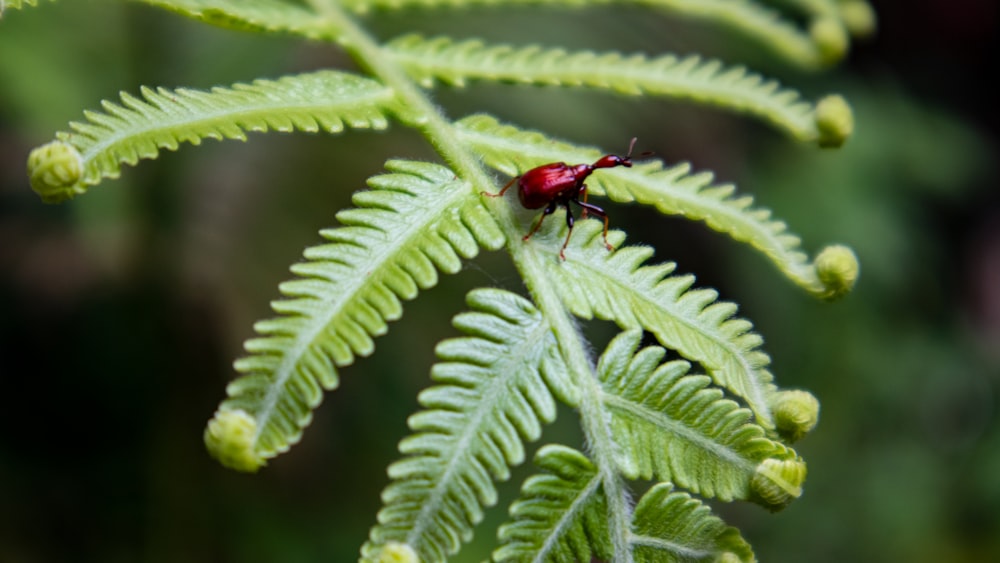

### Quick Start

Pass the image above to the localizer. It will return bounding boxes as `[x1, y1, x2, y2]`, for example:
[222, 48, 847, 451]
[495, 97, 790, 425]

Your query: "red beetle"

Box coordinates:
[489, 138, 637, 259]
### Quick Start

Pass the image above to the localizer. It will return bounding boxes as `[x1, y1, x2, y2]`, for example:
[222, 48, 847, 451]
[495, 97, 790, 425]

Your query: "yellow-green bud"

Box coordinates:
[27, 140, 84, 203]
[772, 390, 820, 442]
[815, 94, 855, 148]
[815, 244, 860, 300]
[204, 409, 265, 473]
[810, 18, 849, 65]
[750, 458, 806, 512]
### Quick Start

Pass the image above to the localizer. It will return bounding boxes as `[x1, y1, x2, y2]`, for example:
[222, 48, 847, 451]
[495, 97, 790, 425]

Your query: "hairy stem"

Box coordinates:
[512, 242, 635, 562]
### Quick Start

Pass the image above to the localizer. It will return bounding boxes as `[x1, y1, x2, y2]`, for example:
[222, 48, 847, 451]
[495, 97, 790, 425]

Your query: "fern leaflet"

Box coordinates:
[136, 0, 339, 40]
[599, 330, 804, 508]
[204, 160, 504, 472]
[364, 289, 573, 561]
[519, 219, 779, 429]
[388, 34, 825, 144]
[27, 70, 403, 203]
[341, 0, 837, 68]
[495, 445, 755, 562]
[494, 445, 610, 563]
[630, 483, 754, 562]
[457, 114, 858, 300]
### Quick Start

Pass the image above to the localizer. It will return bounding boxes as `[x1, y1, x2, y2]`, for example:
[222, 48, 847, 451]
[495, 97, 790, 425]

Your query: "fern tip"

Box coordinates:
[809, 18, 849, 66]
[815, 94, 854, 148]
[204, 409, 266, 473]
[814, 244, 859, 300]
[749, 457, 806, 511]
[771, 389, 820, 443]
[27, 141, 85, 203]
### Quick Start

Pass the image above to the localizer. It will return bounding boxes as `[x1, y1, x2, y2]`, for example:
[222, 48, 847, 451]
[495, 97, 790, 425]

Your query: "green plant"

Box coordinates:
[5, 0, 872, 560]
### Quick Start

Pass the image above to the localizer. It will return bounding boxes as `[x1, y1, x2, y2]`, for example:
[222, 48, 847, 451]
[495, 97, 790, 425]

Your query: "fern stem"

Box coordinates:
[305, 0, 487, 182]
[511, 242, 636, 562]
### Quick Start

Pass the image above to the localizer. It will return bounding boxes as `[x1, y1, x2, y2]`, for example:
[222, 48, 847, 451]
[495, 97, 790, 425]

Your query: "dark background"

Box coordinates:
[1, 1, 998, 561]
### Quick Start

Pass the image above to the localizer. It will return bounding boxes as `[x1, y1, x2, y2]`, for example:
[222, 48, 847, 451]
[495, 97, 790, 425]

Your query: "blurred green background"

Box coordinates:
[1, 1, 997, 561]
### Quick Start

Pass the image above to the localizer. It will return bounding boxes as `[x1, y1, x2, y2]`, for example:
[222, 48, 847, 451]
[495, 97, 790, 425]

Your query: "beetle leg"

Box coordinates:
[484, 176, 519, 198]
[559, 200, 576, 260]
[524, 200, 558, 242]
[578, 184, 590, 219]
[575, 200, 613, 252]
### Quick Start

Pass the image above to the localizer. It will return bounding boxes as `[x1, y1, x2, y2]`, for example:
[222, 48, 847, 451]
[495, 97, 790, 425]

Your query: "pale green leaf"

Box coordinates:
[599, 330, 804, 507]
[457, 114, 858, 300]
[494, 445, 611, 563]
[342, 0, 837, 68]
[135, 0, 337, 40]
[364, 289, 571, 562]
[28, 70, 402, 203]
[205, 160, 504, 471]
[526, 219, 778, 428]
[389, 35, 823, 142]
[630, 483, 755, 562]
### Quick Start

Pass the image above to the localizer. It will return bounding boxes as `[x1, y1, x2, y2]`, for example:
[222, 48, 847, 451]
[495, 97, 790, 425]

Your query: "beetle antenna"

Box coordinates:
[626, 137, 638, 159]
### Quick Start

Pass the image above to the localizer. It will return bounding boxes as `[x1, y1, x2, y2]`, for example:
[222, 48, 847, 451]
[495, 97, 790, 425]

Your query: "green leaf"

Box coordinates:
[599, 330, 804, 507]
[531, 219, 778, 428]
[342, 0, 838, 68]
[457, 114, 858, 300]
[136, 0, 337, 40]
[364, 289, 571, 561]
[496, 446, 757, 562]
[27, 70, 403, 203]
[204, 160, 504, 472]
[389, 34, 825, 143]
[631, 483, 755, 562]
[494, 445, 611, 563]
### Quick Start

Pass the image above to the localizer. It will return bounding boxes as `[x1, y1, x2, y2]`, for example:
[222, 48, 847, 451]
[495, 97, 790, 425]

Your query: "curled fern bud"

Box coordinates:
[27, 140, 85, 203]
[374, 542, 420, 563]
[814, 94, 854, 148]
[809, 18, 849, 66]
[749, 458, 806, 511]
[771, 389, 820, 443]
[815, 244, 859, 300]
[204, 409, 266, 473]
[839, 1, 878, 38]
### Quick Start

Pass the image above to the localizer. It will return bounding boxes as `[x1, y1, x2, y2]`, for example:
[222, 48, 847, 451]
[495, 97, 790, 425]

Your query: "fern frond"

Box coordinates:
[27, 70, 403, 203]
[494, 445, 611, 563]
[457, 114, 858, 300]
[204, 160, 505, 472]
[630, 483, 754, 562]
[342, 0, 840, 68]
[598, 330, 804, 508]
[136, 0, 337, 40]
[528, 219, 778, 428]
[364, 289, 572, 562]
[388, 35, 828, 144]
